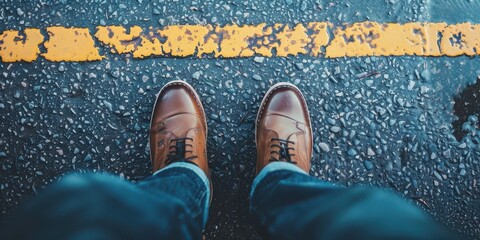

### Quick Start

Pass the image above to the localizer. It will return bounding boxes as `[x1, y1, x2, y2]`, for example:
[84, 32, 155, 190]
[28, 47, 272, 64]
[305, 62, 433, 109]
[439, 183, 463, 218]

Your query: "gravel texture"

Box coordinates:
[0, 0, 479, 239]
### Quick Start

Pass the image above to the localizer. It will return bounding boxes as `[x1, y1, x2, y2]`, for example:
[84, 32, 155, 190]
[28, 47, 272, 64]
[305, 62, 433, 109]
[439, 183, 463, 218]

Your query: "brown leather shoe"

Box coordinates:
[255, 82, 313, 175]
[150, 80, 210, 180]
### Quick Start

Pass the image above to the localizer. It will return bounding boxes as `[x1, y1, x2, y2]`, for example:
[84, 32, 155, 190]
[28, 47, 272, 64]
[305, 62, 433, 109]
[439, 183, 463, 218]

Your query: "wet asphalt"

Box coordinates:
[0, 0, 479, 239]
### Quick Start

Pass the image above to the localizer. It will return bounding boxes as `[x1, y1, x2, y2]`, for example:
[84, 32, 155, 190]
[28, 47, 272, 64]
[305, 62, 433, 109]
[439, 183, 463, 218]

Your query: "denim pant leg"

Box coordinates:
[2, 162, 210, 240]
[250, 162, 453, 240]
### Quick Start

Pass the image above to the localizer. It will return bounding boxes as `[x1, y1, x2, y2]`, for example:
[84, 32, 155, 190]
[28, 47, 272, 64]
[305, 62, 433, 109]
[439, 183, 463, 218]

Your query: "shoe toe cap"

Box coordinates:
[264, 85, 310, 124]
[154, 82, 202, 120]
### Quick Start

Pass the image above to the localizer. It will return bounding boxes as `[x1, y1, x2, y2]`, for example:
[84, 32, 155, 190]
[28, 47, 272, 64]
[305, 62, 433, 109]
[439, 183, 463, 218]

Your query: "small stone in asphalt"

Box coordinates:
[420, 69, 430, 81]
[252, 74, 262, 81]
[84, 154, 92, 161]
[192, 71, 201, 80]
[347, 148, 357, 156]
[319, 142, 330, 152]
[364, 160, 374, 170]
[16, 8, 24, 16]
[210, 113, 219, 120]
[253, 57, 264, 63]
[314, 144, 320, 153]
[103, 100, 113, 111]
[295, 63, 304, 70]
[367, 147, 375, 156]
[330, 126, 341, 133]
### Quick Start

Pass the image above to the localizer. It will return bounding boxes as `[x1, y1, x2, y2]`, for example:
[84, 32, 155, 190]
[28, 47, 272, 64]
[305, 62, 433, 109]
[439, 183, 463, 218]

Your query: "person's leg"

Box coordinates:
[251, 82, 453, 240]
[250, 162, 452, 240]
[3, 80, 212, 240]
[2, 163, 210, 240]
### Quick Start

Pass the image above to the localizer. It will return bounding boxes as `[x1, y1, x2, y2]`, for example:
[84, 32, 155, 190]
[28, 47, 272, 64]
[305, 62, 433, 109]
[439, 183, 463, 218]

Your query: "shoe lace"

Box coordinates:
[269, 138, 297, 164]
[165, 138, 198, 165]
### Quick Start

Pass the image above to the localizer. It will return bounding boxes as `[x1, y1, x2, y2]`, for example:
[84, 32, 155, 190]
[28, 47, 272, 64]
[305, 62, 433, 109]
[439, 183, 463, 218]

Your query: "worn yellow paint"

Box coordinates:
[43, 27, 103, 62]
[0, 29, 44, 62]
[249, 25, 274, 57]
[275, 24, 311, 57]
[95, 26, 143, 54]
[214, 24, 265, 58]
[326, 22, 451, 57]
[440, 23, 480, 56]
[1, 22, 480, 62]
[132, 28, 163, 58]
[160, 25, 217, 57]
[307, 22, 331, 57]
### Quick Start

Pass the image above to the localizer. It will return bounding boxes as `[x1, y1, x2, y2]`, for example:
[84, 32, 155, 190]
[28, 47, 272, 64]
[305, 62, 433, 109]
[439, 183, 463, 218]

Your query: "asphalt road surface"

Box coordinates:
[0, 0, 479, 239]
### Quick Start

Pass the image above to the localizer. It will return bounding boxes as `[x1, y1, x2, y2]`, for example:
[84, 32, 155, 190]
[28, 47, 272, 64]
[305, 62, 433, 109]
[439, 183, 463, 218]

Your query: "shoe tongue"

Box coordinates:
[287, 133, 298, 143]
[185, 128, 196, 139]
[269, 132, 298, 163]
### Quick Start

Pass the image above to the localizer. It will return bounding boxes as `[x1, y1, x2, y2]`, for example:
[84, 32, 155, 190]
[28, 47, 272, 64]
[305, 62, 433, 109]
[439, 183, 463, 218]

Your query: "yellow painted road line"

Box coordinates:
[0, 29, 43, 62]
[43, 27, 103, 61]
[1, 22, 479, 62]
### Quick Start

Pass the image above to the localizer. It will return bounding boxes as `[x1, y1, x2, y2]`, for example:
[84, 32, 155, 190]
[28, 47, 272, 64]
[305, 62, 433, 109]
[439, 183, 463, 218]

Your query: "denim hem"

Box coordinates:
[154, 162, 210, 225]
[250, 162, 307, 197]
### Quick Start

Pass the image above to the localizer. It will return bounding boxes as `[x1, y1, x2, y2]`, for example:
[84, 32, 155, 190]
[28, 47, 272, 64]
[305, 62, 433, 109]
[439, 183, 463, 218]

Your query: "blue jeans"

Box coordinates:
[250, 162, 453, 240]
[3, 162, 210, 240]
[3, 162, 452, 239]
